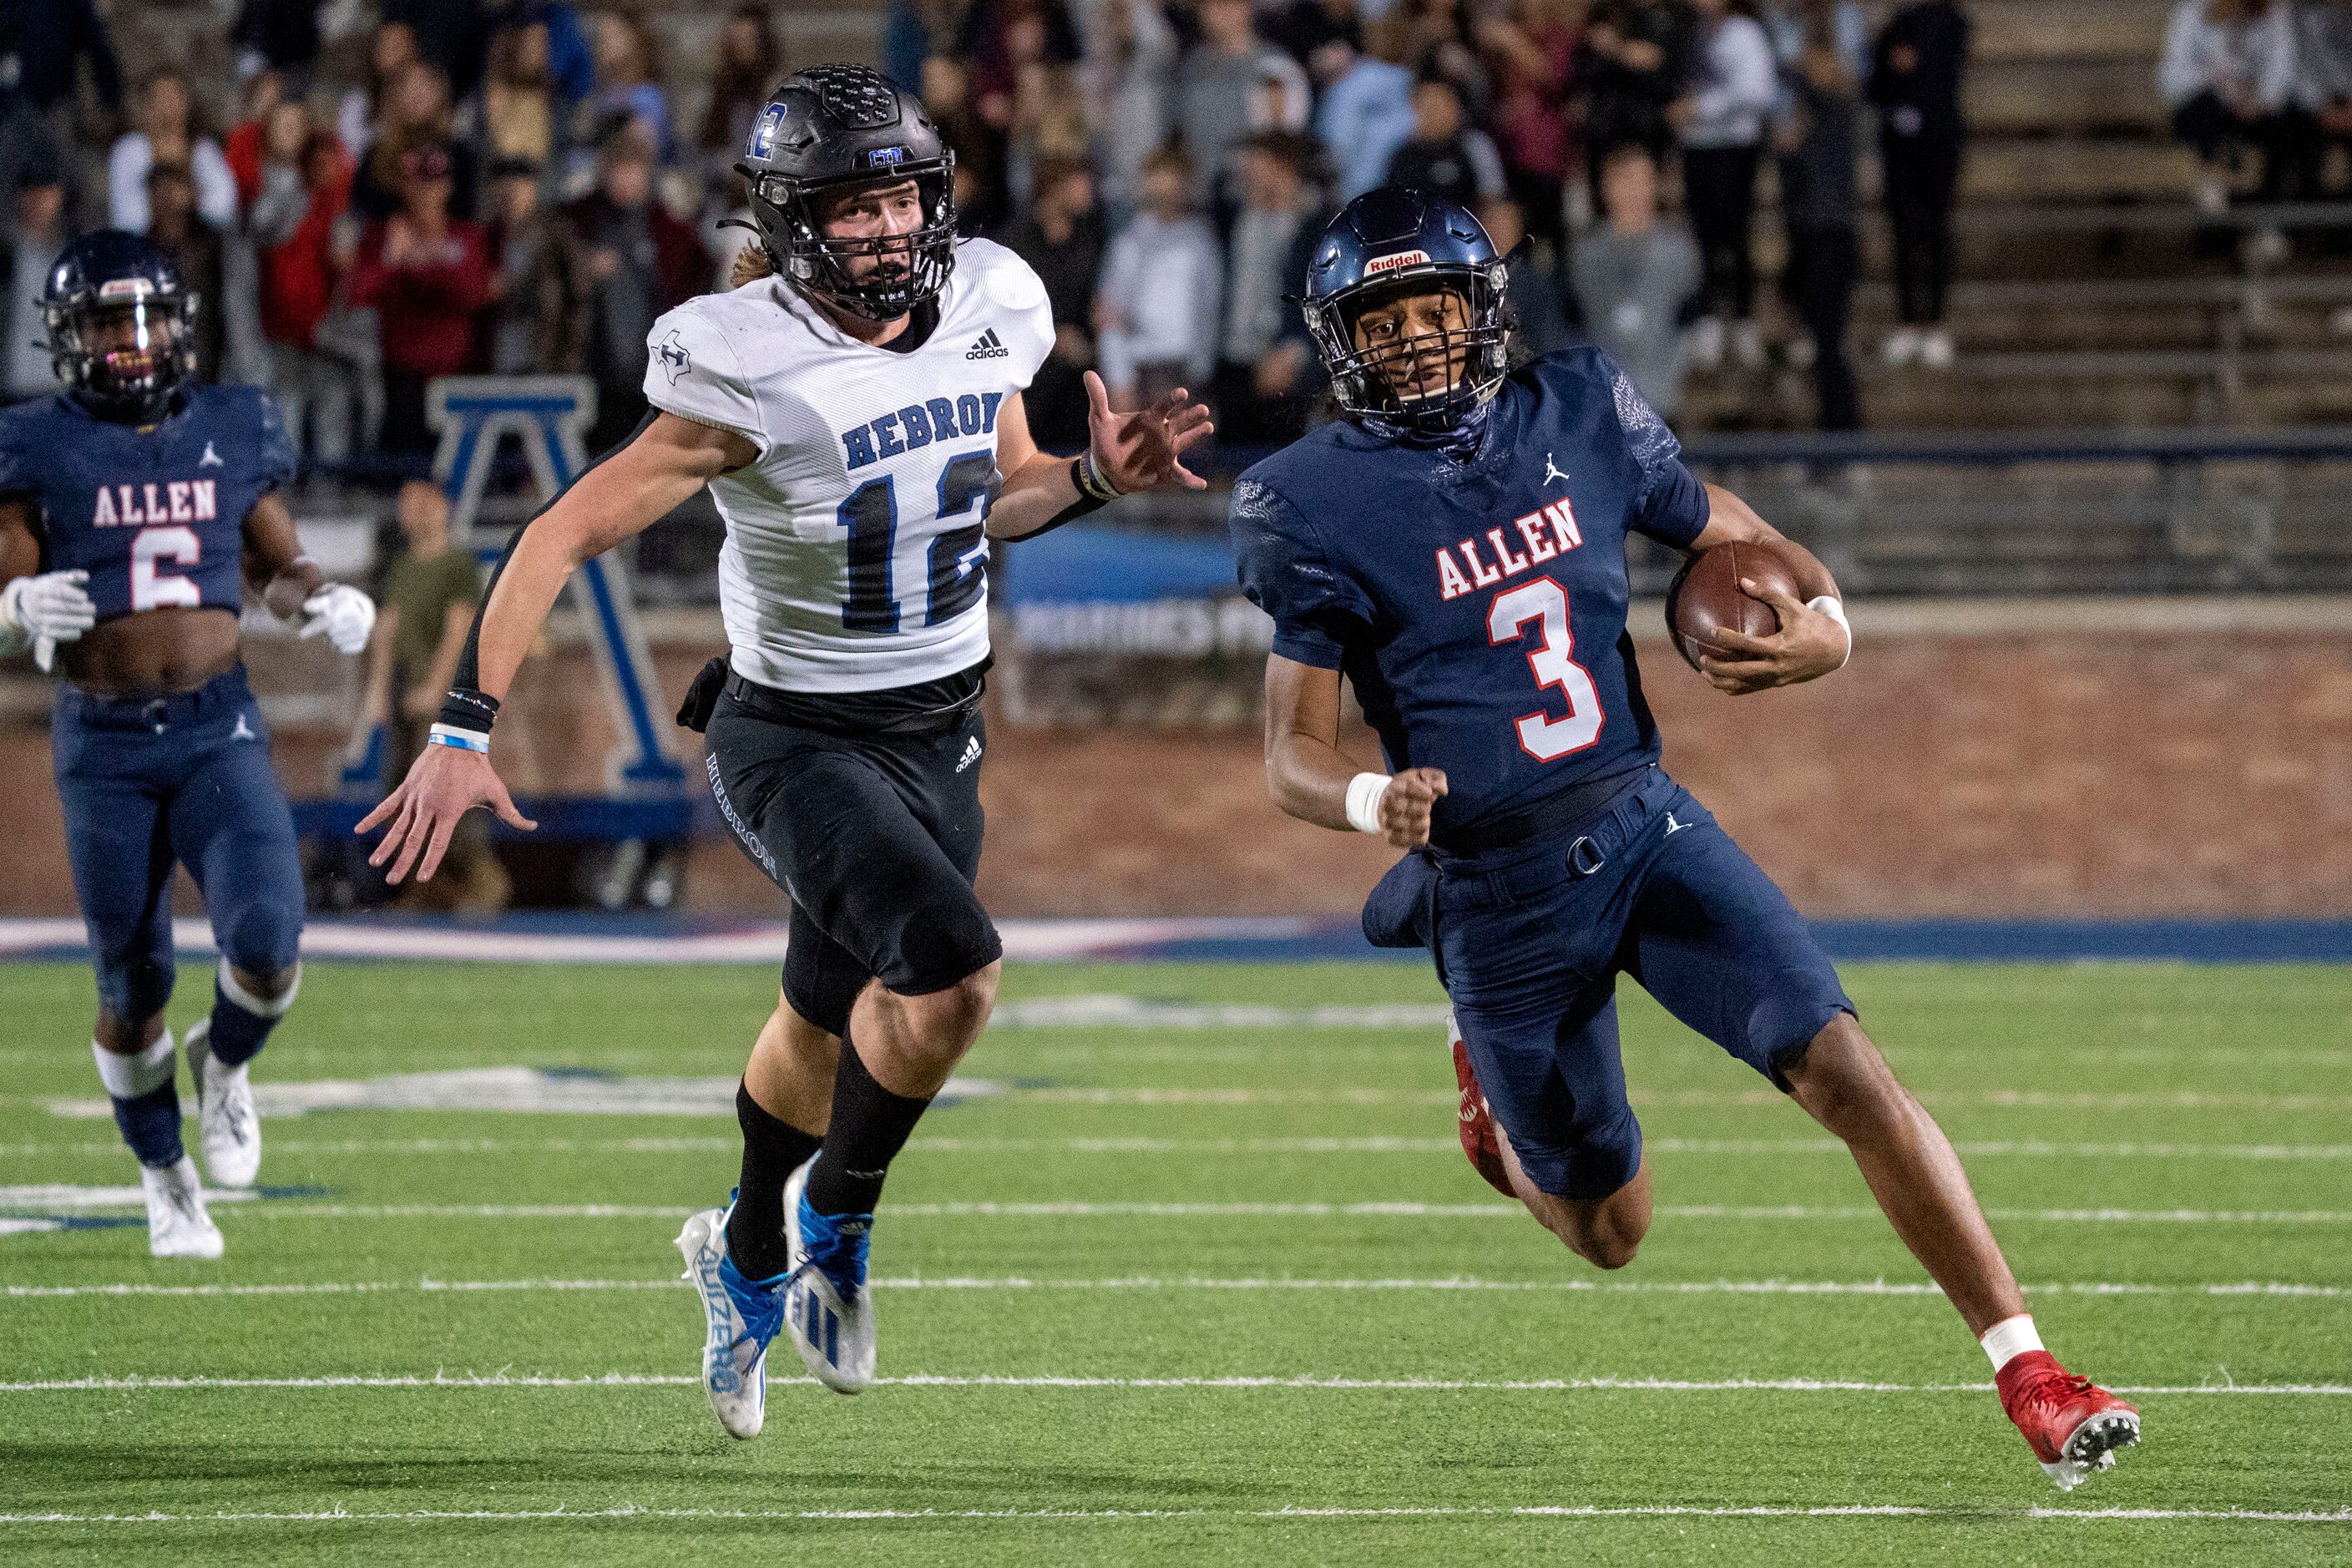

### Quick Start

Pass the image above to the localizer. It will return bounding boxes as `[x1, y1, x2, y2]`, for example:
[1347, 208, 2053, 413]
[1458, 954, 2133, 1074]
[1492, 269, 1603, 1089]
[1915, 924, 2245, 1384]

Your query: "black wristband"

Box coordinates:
[438, 687, 500, 734]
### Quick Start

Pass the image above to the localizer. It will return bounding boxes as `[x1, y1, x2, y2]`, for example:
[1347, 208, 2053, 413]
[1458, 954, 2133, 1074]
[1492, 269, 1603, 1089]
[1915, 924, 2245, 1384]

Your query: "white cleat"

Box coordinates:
[675, 1206, 780, 1439]
[185, 1019, 260, 1189]
[782, 1161, 877, 1395]
[140, 1156, 224, 1259]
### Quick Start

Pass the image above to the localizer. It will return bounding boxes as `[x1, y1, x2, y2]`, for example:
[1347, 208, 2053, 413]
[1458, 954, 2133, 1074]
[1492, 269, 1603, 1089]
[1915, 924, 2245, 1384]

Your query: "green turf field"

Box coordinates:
[2, 958, 2348, 1565]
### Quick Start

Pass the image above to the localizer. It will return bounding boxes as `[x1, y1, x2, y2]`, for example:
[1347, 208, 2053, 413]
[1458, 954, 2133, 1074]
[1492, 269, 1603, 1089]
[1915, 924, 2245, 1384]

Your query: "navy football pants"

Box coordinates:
[51, 665, 305, 1023]
[1373, 767, 1853, 1201]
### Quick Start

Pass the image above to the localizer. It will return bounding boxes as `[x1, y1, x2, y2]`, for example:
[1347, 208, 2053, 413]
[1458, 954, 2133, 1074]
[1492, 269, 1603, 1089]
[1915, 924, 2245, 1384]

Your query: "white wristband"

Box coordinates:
[427, 723, 490, 754]
[1344, 771, 1392, 835]
[1807, 595, 1851, 669]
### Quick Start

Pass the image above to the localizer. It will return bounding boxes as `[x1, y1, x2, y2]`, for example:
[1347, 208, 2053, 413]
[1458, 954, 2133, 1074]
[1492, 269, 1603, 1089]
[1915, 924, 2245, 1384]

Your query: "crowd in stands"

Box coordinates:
[8, 0, 2352, 468]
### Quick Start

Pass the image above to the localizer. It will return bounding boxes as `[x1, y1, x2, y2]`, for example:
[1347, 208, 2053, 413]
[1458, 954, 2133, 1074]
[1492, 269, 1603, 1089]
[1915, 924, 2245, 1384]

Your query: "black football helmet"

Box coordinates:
[1299, 188, 1510, 436]
[736, 63, 957, 321]
[43, 230, 199, 423]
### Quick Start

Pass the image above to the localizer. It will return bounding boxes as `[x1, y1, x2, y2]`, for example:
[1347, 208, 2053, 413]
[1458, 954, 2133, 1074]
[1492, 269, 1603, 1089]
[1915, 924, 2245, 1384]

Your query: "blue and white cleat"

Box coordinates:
[675, 1201, 786, 1439]
[782, 1161, 877, 1393]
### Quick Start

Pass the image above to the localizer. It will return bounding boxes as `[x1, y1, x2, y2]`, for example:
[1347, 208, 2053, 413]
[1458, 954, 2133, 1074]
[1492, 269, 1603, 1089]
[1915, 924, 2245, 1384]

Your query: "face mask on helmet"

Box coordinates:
[1305, 265, 1510, 436]
[748, 161, 958, 321]
[46, 288, 199, 422]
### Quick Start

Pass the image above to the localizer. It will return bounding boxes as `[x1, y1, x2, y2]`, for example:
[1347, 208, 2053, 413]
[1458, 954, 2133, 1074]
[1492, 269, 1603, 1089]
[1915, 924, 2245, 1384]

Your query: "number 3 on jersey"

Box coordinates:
[838, 450, 994, 633]
[1486, 576, 1603, 761]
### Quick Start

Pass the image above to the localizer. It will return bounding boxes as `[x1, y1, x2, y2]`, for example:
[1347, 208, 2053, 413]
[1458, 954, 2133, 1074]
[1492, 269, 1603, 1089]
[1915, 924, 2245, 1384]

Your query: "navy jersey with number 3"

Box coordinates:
[1232, 348, 1710, 846]
[0, 386, 296, 623]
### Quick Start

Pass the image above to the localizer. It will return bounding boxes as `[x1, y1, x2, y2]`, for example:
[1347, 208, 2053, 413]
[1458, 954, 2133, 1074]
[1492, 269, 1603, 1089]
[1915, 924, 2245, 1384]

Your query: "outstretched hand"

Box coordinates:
[1085, 369, 1214, 493]
[356, 743, 537, 884]
[1697, 578, 1849, 695]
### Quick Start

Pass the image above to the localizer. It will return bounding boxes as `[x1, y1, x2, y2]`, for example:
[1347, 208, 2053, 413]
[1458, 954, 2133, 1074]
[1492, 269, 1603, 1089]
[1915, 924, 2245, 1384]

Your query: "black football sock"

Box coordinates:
[802, 1036, 932, 1219]
[724, 1080, 822, 1282]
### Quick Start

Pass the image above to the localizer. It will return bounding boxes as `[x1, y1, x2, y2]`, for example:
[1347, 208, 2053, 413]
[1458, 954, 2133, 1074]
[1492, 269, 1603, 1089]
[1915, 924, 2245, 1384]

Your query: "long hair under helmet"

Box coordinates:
[736, 63, 958, 321]
[43, 230, 200, 423]
[1298, 188, 1510, 436]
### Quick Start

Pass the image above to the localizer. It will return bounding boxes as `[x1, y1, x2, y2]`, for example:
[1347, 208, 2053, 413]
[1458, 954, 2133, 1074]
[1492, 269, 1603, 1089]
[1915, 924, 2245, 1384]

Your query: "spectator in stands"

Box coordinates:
[558, 127, 705, 451]
[998, 154, 1105, 450]
[700, 7, 783, 179]
[1399, 0, 1497, 122]
[1570, 142, 1702, 419]
[3, 157, 73, 404]
[1079, 0, 1178, 222]
[144, 163, 266, 388]
[1095, 145, 1222, 410]
[924, 56, 1009, 231]
[1176, 0, 1312, 216]
[110, 72, 240, 235]
[487, 157, 572, 374]
[1575, 0, 1697, 185]
[233, 0, 323, 89]
[1484, 195, 1575, 355]
[1479, 0, 1584, 259]
[339, 23, 422, 162]
[1385, 76, 1510, 210]
[354, 61, 479, 223]
[1313, 22, 1421, 200]
[0, 0, 122, 230]
[1674, 0, 1778, 371]
[1267, 0, 1362, 65]
[998, 2, 1092, 211]
[2160, 0, 2309, 209]
[482, 15, 559, 173]
[350, 142, 493, 453]
[1777, 20, 1864, 429]
[223, 70, 289, 212]
[591, 13, 676, 165]
[1870, 0, 1968, 368]
[256, 126, 359, 468]
[1216, 131, 1322, 446]
[2299, 0, 2352, 194]
[382, 0, 495, 101]
[364, 478, 509, 916]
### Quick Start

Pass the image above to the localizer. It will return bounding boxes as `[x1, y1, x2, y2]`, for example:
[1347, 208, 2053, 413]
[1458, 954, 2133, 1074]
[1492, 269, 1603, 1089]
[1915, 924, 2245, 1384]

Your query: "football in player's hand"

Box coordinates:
[1665, 539, 1805, 672]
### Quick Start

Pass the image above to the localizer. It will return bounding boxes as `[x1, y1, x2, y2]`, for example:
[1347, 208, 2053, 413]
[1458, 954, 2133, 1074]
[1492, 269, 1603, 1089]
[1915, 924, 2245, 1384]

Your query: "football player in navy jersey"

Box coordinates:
[1233, 189, 2141, 1491]
[0, 232, 375, 1259]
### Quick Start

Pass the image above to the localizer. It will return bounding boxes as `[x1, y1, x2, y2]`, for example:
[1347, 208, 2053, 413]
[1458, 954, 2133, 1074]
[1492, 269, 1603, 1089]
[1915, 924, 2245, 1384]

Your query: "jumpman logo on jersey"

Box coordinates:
[1542, 453, 1570, 487]
[200, 442, 224, 468]
[232, 713, 256, 741]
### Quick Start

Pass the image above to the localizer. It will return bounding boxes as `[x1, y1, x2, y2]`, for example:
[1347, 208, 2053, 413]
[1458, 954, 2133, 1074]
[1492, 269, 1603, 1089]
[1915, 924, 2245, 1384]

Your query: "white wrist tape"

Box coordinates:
[1807, 595, 1851, 669]
[427, 722, 490, 754]
[1344, 771, 1393, 835]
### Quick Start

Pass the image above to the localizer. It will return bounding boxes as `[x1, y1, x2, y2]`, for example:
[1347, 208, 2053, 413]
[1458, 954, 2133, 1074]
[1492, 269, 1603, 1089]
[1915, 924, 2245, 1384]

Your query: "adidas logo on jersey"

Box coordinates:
[966, 328, 1009, 361]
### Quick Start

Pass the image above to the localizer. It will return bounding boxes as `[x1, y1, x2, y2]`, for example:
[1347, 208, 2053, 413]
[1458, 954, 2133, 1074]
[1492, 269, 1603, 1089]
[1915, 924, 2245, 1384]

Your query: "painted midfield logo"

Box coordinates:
[966, 328, 1009, 361]
[655, 331, 691, 384]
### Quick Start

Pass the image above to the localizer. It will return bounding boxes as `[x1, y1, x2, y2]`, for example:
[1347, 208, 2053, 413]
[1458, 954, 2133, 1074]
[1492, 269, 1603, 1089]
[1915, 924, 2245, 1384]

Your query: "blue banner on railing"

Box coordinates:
[999, 525, 1270, 658]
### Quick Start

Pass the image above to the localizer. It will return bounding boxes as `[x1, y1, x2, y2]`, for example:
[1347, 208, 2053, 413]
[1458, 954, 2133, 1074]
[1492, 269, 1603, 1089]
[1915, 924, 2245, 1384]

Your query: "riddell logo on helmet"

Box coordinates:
[1363, 250, 1432, 276]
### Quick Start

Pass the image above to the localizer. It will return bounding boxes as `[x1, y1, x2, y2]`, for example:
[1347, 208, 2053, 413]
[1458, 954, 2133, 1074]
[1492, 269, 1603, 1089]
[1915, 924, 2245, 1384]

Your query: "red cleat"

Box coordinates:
[1996, 1350, 2142, 1491]
[1449, 1019, 1514, 1197]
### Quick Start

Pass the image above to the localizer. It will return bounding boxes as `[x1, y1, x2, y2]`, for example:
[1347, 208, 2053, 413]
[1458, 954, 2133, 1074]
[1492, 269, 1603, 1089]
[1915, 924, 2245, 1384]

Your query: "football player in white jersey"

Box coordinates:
[360, 64, 1211, 1435]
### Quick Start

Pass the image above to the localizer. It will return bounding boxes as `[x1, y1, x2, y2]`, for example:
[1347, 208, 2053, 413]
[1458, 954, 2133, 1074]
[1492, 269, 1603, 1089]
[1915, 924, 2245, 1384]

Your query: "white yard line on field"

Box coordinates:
[0, 1372, 2345, 1396]
[7, 1275, 2346, 1302]
[0, 1502, 2347, 1527]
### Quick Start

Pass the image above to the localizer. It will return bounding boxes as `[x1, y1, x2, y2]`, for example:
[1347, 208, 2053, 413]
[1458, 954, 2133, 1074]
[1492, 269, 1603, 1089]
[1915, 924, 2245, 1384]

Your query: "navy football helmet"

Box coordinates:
[736, 63, 957, 321]
[43, 230, 199, 423]
[1299, 188, 1509, 435]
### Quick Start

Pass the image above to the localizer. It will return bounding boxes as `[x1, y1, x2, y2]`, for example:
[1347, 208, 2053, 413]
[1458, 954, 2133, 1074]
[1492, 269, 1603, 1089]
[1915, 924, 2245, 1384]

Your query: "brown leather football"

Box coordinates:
[1664, 539, 1805, 672]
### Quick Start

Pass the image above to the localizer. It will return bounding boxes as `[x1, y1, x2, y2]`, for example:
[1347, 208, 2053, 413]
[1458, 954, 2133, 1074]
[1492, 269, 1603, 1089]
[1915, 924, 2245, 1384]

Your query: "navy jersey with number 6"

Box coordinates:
[1232, 348, 1711, 847]
[0, 386, 297, 624]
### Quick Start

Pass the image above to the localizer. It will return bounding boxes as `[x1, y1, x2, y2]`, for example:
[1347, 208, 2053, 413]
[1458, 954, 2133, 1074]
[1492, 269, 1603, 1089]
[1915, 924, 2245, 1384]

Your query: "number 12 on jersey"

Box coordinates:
[1486, 576, 1604, 761]
[837, 449, 996, 634]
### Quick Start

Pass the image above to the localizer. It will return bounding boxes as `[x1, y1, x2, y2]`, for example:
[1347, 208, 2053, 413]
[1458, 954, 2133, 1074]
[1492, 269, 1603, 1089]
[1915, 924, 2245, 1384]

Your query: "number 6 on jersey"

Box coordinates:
[1487, 576, 1604, 761]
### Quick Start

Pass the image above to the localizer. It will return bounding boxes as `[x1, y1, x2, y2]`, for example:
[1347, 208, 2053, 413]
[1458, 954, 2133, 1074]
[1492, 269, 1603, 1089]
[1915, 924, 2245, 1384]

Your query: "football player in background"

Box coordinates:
[1233, 189, 2141, 1491]
[359, 66, 1211, 1434]
[0, 232, 375, 1258]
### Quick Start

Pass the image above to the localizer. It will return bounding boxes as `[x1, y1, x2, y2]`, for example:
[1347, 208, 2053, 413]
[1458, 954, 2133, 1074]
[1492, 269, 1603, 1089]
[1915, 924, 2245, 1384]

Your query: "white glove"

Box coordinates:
[298, 583, 376, 655]
[1, 570, 97, 671]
